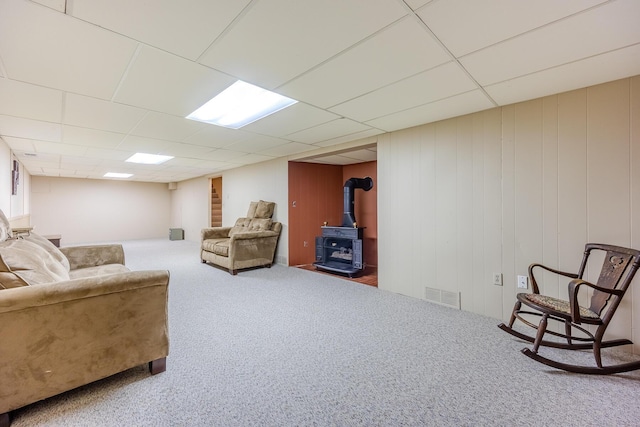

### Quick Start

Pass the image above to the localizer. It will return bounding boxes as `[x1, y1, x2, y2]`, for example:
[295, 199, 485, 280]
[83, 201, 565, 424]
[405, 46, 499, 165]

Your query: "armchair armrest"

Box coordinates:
[229, 230, 279, 241]
[568, 278, 624, 323]
[60, 244, 125, 270]
[528, 263, 578, 294]
[201, 227, 231, 240]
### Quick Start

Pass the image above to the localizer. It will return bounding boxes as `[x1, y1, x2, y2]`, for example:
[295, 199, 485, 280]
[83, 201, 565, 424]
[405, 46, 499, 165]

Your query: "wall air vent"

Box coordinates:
[424, 286, 461, 310]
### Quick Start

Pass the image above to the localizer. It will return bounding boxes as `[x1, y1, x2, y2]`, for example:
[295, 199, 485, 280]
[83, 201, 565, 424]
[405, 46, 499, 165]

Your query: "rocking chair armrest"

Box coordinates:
[567, 279, 625, 323]
[528, 263, 579, 294]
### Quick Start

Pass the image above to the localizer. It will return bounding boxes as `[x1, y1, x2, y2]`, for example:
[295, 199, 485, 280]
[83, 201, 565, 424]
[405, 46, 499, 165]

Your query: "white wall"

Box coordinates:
[169, 176, 210, 242]
[30, 176, 171, 244]
[0, 138, 30, 220]
[378, 76, 640, 351]
[221, 157, 289, 264]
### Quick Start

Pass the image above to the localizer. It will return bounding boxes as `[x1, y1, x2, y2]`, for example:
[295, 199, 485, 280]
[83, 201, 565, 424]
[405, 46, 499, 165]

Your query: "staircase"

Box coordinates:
[211, 188, 222, 227]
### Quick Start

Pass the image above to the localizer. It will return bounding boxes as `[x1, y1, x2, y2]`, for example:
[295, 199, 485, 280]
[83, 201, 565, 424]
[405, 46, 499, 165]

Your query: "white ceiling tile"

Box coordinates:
[279, 17, 450, 108]
[257, 142, 317, 158]
[460, 0, 640, 85]
[330, 62, 478, 122]
[287, 119, 372, 144]
[229, 154, 278, 166]
[0, 115, 61, 142]
[366, 90, 495, 132]
[62, 126, 125, 149]
[116, 135, 170, 154]
[68, 0, 252, 61]
[113, 46, 235, 117]
[340, 148, 377, 162]
[33, 140, 87, 156]
[2, 136, 35, 152]
[83, 147, 131, 161]
[225, 135, 291, 153]
[131, 112, 206, 141]
[64, 94, 147, 134]
[405, 0, 433, 11]
[420, 0, 606, 57]
[486, 43, 640, 106]
[183, 125, 251, 149]
[199, 148, 248, 162]
[0, 0, 138, 99]
[241, 103, 339, 137]
[199, 0, 408, 89]
[157, 142, 217, 158]
[312, 129, 384, 148]
[30, 0, 65, 12]
[0, 78, 62, 122]
[304, 154, 366, 165]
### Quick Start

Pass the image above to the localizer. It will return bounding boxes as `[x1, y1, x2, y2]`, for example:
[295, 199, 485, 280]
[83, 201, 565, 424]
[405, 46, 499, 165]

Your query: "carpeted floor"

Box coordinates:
[9, 239, 640, 426]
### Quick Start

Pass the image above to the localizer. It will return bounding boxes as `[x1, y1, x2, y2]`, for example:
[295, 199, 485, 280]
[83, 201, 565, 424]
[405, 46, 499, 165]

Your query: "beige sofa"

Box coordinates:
[0, 212, 169, 427]
[201, 200, 282, 275]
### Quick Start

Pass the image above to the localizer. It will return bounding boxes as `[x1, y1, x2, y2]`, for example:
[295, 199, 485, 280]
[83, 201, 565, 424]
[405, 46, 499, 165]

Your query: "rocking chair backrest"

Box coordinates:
[584, 243, 640, 316]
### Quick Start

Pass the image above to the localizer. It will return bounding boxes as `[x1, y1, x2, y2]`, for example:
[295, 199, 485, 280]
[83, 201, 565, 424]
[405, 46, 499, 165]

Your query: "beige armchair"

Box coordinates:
[201, 200, 281, 275]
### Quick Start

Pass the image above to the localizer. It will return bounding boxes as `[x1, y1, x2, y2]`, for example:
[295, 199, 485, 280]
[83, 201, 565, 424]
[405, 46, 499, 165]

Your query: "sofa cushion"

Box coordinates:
[248, 218, 272, 232]
[0, 239, 70, 288]
[254, 200, 275, 219]
[69, 264, 130, 279]
[0, 209, 12, 243]
[212, 240, 230, 257]
[23, 233, 71, 272]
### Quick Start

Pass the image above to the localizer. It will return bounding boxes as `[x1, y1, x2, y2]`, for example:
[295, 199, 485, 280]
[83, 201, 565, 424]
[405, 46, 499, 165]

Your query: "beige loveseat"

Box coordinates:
[0, 211, 169, 427]
[201, 200, 281, 275]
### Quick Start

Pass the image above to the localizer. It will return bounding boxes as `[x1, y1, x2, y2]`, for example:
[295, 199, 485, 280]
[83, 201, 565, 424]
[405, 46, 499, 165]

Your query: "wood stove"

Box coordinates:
[314, 177, 373, 277]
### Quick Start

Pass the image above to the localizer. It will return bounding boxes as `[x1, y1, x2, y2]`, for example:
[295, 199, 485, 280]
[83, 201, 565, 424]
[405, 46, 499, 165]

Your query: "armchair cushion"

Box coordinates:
[230, 217, 251, 235]
[255, 200, 275, 219]
[248, 218, 272, 232]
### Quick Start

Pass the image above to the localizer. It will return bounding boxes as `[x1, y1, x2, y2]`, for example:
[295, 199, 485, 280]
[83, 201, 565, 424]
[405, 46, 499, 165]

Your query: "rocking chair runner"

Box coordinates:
[498, 243, 640, 374]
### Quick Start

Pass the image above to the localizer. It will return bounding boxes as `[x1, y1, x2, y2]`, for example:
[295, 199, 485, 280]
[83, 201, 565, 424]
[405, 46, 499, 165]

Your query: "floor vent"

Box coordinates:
[424, 287, 461, 309]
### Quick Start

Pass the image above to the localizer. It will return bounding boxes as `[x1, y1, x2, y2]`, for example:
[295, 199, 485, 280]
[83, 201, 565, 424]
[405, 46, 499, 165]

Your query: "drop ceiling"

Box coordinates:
[0, 0, 638, 182]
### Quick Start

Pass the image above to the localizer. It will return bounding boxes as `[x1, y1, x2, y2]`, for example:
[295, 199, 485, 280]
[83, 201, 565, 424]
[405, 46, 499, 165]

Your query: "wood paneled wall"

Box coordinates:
[378, 76, 640, 351]
[288, 162, 343, 266]
[288, 161, 378, 267]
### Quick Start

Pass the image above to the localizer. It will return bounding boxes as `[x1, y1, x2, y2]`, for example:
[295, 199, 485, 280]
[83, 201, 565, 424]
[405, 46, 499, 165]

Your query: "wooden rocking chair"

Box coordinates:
[498, 243, 640, 374]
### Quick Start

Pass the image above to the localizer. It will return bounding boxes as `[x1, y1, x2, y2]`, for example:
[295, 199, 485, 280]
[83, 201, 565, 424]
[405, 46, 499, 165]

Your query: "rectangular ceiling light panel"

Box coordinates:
[186, 80, 298, 129]
[126, 153, 174, 164]
[104, 172, 133, 178]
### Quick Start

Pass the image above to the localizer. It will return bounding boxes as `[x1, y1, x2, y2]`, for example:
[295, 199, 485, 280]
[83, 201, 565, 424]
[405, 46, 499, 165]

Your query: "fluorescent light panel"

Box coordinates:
[126, 153, 173, 165]
[186, 80, 298, 129]
[104, 172, 133, 178]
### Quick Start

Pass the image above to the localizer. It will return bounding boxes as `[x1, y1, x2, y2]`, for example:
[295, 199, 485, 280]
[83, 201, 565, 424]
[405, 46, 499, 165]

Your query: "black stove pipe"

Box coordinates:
[342, 177, 373, 227]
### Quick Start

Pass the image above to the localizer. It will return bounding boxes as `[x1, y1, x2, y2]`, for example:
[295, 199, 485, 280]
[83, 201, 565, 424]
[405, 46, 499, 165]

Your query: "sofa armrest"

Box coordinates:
[60, 244, 125, 270]
[201, 227, 231, 241]
[0, 270, 169, 414]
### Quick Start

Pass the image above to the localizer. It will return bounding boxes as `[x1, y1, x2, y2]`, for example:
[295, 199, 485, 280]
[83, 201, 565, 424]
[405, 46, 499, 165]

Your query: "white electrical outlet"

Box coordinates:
[517, 275, 528, 289]
[493, 273, 502, 286]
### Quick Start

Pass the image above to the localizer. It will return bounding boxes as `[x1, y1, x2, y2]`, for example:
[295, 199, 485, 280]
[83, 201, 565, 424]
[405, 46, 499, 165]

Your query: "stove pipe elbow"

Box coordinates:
[342, 177, 373, 227]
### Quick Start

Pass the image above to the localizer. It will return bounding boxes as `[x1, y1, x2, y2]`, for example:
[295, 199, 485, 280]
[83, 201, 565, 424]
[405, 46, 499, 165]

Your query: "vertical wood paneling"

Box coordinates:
[482, 108, 503, 319]
[514, 100, 544, 296]
[457, 116, 474, 311]
[587, 79, 632, 340]
[435, 120, 458, 293]
[557, 89, 588, 275]
[288, 162, 342, 266]
[631, 76, 640, 352]
[541, 96, 559, 299]
[502, 105, 517, 317]
[417, 125, 437, 298]
[343, 162, 378, 266]
[378, 76, 640, 345]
